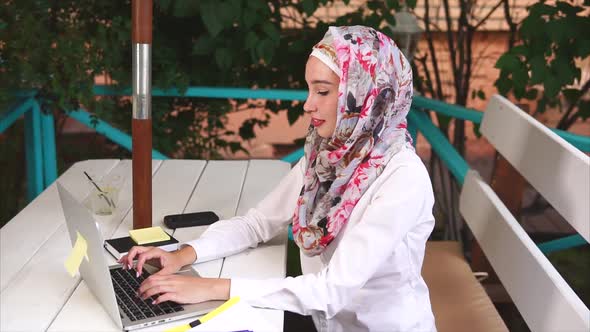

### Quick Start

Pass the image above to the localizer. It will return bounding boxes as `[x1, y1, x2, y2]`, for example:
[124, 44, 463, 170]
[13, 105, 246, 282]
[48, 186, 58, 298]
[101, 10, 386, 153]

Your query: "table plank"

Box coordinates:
[220, 159, 291, 330]
[143, 160, 288, 332]
[0, 160, 163, 332]
[0, 159, 119, 291]
[49, 160, 204, 331]
[173, 160, 249, 278]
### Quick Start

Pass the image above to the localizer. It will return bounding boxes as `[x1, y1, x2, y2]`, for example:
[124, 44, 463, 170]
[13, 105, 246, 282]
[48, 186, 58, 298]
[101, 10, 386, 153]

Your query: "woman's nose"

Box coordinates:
[303, 98, 315, 113]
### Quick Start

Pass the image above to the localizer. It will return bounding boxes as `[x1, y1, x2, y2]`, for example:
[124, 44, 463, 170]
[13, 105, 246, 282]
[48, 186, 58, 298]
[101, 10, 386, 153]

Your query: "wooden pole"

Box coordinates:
[131, 0, 152, 229]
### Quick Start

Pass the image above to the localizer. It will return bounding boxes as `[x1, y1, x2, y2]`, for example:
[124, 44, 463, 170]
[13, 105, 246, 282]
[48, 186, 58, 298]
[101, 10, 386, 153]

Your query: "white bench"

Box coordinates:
[423, 95, 589, 332]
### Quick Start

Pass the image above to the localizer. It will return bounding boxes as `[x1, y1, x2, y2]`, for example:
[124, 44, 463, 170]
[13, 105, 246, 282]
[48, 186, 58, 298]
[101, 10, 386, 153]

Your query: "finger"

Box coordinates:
[142, 284, 174, 300]
[138, 274, 167, 295]
[153, 292, 180, 305]
[123, 246, 146, 269]
[135, 247, 157, 276]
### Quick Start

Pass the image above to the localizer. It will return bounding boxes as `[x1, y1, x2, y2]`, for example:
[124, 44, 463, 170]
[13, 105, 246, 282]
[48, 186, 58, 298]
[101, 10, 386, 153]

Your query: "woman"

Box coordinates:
[121, 25, 436, 332]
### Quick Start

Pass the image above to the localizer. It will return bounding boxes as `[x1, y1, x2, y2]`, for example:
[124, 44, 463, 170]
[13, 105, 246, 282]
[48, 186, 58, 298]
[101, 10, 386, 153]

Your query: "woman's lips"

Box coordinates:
[311, 118, 325, 127]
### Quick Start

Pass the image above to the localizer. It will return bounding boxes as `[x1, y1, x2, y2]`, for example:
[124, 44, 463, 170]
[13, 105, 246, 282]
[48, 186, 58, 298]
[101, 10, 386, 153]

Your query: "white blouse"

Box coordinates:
[185, 146, 437, 332]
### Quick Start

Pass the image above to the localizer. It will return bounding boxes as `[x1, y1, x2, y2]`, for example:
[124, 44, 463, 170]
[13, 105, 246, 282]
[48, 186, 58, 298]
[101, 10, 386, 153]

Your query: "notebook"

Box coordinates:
[104, 235, 179, 260]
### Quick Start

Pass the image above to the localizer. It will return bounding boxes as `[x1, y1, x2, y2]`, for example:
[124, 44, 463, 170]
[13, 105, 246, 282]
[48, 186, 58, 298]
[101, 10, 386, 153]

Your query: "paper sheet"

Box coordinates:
[64, 231, 89, 277]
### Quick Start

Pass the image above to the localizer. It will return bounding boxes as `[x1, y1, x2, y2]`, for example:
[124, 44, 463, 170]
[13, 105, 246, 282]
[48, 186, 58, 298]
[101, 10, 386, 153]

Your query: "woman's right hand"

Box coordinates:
[118, 245, 196, 277]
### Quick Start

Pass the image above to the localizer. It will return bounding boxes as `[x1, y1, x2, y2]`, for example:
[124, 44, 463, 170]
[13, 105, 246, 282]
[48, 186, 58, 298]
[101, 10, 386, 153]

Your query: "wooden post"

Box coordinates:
[131, 0, 152, 229]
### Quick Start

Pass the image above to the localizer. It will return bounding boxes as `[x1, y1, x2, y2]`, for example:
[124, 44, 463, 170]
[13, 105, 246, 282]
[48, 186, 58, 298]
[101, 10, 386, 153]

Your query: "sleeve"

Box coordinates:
[229, 163, 434, 319]
[183, 159, 306, 263]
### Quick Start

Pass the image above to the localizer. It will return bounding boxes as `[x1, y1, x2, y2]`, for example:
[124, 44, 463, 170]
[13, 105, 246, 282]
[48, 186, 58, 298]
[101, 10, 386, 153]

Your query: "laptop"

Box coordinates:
[56, 182, 223, 330]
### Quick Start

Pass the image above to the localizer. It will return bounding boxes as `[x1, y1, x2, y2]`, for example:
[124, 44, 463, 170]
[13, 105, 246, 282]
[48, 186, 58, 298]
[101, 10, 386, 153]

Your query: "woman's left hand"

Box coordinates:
[138, 275, 230, 305]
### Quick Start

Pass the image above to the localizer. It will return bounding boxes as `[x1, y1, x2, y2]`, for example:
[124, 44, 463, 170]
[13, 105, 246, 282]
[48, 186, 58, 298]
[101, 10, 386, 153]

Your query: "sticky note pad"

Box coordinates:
[64, 231, 89, 277]
[129, 226, 170, 245]
[163, 324, 191, 332]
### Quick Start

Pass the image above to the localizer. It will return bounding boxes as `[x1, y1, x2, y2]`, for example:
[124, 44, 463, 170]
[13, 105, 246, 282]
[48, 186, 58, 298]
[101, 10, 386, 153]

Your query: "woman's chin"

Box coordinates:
[316, 127, 334, 138]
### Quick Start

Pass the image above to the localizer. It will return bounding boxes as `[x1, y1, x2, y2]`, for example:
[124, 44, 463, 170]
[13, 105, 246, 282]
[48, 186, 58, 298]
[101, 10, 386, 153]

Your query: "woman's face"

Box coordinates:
[303, 56, 340, 138]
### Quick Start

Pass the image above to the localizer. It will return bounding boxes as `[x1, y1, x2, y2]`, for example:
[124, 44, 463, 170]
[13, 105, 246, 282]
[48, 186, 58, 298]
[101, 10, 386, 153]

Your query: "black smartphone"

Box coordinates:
[163, 211, 220, 229]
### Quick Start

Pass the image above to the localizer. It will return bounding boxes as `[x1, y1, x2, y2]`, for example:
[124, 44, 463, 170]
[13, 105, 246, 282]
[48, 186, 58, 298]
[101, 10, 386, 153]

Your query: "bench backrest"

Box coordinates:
[459, 95, 590, 332]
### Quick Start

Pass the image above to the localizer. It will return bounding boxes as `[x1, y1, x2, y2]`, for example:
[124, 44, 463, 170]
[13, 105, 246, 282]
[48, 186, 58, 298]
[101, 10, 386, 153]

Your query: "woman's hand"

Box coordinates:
[138, 275, 230, 305]
[118, 245, 197, 277]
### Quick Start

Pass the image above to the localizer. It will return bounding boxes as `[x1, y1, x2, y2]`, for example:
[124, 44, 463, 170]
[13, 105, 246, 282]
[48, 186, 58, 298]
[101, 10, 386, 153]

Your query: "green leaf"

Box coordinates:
[512, 67, 529, 88]
[192, 35, 214, 55]
[536, 97, 547, 114]
[477, 90, 486, 100]
[529, 55, 548, 85]
[247, 0, 266, 10]
[242, 8, 259, 29]
[523, 88, 538, 100]
[552, 56, 576, 86]
[555, 1, 583, 15]
[301, 0, 317, 16]
[495, 53, 520, 71]
[520, 15, 545, 39]
[576, 38, 590, 58]
[495, 73, 513, 96]
[239, 120, 256, 140]
[562, 88, 581, 104]
[245, 31, 259, 51]
[577, 100, 590, 120]
[472, 123, 482, 139]
[511, 45, 528, 56]
[262, 22, 280, 43]
[287, 107, 301, 125]
[256, 38, 275, 64]
[546, 19, 575, 44]
[544, 76, 561, 98]
[215, 48, 233, 70]
[171, 0, 201, 17]
[199, 1, 224, 37]
[406, 0, 417, 9]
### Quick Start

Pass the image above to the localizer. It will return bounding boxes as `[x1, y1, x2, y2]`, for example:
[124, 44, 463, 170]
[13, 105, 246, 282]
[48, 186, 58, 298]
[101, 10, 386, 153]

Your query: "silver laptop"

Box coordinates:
[57, 182, 222, 330]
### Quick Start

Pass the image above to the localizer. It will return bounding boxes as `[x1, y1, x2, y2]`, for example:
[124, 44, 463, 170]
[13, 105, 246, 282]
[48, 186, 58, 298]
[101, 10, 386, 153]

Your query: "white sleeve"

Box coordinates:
[229, 163, 434, 319]
[183, 159, 306, 263]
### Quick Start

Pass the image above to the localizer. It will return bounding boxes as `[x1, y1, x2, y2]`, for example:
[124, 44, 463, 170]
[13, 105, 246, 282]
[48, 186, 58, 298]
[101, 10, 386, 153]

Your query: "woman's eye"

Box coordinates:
[318, 91, 329, 96]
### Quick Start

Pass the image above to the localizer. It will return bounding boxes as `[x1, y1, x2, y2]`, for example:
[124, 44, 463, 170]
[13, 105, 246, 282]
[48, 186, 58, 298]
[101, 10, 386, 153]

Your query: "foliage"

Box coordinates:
[1, 0, 403, 159]
[494, 0, 590, 130]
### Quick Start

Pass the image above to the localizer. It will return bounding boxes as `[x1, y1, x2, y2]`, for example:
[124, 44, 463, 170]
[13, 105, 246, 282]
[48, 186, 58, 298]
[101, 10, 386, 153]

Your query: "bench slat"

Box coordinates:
[460, 170, 590, 332]
[481, 95, 590, 242]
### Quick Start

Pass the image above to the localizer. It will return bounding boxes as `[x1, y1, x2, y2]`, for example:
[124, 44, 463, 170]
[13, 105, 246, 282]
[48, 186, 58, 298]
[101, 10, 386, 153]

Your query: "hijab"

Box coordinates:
[292, 25, 414, 256]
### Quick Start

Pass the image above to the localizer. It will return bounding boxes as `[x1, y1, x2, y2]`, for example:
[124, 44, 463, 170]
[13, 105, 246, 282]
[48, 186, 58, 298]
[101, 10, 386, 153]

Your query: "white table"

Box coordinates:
[0, 159, 291, 331]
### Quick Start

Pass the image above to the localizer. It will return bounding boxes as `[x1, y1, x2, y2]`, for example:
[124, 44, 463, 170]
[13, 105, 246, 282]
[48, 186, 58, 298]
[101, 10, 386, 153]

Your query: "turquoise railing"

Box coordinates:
[0, 94, 168, 201]
[1, 86, 588, 253]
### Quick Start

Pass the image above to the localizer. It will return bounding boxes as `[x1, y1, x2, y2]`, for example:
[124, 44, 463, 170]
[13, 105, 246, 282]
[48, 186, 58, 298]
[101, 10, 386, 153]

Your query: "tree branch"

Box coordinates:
[423, 0, 445, 101]
[502, 0, 518, 48]
[442, 0, 458, 89]
[557, 79, 590, 130]
[473, 0, 503, 30]
[416, 54, 437, 98]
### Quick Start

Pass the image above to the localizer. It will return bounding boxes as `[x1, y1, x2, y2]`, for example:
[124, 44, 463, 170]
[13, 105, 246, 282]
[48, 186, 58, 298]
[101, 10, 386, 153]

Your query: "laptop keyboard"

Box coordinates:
[110, 267, 184, 322]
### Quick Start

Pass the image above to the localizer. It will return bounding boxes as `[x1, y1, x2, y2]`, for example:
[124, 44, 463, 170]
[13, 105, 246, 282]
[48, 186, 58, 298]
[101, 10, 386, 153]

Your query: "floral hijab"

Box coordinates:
[292, 26, 414, 256]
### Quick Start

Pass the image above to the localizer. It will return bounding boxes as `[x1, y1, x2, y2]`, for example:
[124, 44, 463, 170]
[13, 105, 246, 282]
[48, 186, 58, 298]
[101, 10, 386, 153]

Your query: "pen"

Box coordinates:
[164, 297, 241, 332]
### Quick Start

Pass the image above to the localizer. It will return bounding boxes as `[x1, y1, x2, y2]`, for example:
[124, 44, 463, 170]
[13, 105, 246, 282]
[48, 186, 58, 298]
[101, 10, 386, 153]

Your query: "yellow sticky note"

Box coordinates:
[163, 324, 191, 332]
[64, 231, 89, 277]
[129, 226, 170, 245]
